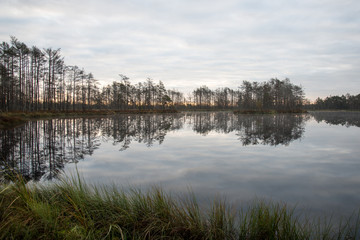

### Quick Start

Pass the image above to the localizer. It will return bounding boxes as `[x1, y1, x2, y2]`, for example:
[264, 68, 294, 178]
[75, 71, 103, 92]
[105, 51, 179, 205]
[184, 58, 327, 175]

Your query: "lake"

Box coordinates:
[1, 111, 360, 220]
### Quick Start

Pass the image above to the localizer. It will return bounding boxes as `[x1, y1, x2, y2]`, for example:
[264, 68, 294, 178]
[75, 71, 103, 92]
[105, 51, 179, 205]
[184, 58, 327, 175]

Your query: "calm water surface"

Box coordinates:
[1, 111, 360, 218]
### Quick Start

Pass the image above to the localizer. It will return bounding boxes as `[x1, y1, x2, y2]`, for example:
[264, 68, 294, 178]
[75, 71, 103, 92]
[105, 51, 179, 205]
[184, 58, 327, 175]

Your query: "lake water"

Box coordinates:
[1, 111, 360, 219]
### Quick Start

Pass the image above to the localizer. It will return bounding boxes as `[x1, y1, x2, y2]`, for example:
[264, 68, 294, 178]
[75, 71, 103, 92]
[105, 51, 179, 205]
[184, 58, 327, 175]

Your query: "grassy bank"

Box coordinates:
[0, 175, 359, 239]
[0, 109, 178, 129]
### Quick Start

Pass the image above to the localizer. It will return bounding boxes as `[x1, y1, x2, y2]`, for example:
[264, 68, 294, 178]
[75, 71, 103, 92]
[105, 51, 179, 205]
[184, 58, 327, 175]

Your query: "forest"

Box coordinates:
[0, 37, 305, 112]
[307, 94, 360, 110]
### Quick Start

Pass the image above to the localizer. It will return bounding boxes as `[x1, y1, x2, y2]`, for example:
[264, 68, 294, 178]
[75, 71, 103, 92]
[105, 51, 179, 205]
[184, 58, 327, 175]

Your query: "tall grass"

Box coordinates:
[0, 173, 359, 239]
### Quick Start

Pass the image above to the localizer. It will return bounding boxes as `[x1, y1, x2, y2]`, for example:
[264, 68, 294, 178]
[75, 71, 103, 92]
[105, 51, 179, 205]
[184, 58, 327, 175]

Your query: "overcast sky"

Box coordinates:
[1, 0, 359, 100]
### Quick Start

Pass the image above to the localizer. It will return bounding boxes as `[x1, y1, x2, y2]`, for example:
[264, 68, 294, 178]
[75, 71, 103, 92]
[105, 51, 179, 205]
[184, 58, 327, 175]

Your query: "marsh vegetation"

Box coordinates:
[1, 173, 359, 240]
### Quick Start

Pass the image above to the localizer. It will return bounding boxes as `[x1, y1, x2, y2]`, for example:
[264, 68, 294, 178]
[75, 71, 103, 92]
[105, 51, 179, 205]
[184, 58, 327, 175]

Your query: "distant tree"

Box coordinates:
[161, 94, 172, 109]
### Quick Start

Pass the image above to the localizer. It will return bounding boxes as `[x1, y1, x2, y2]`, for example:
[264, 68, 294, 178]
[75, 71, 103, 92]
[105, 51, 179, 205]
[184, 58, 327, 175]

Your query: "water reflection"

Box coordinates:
[189, 112, 308, 145]
[100, 114, 184, 149]
[0, 119, 102, 182]
[2, 111, 359, 222]
[0, 115, 183, 182]
[235, 114, 307, 146]
[311, 111, 360, 127]
[0, 112, 316, 182]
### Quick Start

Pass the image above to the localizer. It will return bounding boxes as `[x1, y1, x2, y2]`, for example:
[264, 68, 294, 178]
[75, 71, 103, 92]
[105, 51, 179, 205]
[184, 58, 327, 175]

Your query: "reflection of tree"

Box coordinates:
[192, 112, 214, 135]
[311, 111, 360, 128]
[0, 118, 102, 182]
[190, 112, 237, 135]
[235, 114, 308, 146]
[101, 114, 183, 149]
[191, 112, 308, 146]
[0, 114, 183, 181]
[1, 112, 310, 182]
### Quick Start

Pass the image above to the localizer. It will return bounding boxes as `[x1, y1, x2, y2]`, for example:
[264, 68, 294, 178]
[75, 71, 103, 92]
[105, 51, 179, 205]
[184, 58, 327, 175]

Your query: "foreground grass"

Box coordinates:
[0, 175, 359, 239]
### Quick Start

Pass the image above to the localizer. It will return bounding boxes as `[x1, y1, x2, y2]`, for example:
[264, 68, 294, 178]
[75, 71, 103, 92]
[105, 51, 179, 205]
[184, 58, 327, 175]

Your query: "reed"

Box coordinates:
[0, 173, 359, 239]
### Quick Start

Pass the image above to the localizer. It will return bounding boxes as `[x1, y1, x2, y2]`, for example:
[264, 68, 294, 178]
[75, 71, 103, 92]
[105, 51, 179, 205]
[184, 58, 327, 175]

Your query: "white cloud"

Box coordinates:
[1, 0, 359, 99]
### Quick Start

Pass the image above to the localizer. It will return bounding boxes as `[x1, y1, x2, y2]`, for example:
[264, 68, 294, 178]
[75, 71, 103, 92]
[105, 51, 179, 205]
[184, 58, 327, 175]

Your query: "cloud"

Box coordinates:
[1, 0, 359, 99]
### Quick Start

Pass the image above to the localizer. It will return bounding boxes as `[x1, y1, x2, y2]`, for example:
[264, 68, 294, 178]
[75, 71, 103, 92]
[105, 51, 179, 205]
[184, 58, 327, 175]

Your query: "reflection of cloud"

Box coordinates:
[1, 0, 360, 99]
[75, 117, 360, 219]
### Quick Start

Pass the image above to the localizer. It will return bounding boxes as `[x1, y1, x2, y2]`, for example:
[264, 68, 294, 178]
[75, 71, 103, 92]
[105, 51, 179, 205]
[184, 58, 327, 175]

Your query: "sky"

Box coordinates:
[1, 0, 360, 101]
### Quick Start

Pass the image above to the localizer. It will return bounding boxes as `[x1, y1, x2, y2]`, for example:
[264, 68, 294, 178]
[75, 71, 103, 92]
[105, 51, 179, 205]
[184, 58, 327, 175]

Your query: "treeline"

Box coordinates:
[0, 36, 100, 111]
[1, 37, 305, 112]
[308, 94, 360, 110]
[192, 78, 304, 110]
[0, 37, 186, 112]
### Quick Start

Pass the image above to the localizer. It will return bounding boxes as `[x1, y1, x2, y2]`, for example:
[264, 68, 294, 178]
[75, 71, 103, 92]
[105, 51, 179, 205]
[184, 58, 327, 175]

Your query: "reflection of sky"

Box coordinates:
[65, 117, 360, 219]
